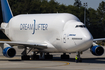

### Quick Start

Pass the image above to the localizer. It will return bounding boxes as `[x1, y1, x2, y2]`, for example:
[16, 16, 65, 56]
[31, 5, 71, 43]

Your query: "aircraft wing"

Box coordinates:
[93, 38, 105, 41]
[93, 38, 105, 43]
[0, 41, 47, 49]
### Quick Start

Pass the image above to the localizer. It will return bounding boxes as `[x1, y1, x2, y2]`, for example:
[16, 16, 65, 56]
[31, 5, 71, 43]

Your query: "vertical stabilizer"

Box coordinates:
[1, 0, 13, 23]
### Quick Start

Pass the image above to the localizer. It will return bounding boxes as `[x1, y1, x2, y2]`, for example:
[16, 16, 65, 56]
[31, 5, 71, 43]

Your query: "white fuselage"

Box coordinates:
[2, 13, 93, 53]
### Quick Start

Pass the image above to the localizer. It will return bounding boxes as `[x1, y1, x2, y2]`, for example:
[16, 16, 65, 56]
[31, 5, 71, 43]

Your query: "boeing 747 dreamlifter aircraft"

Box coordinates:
[0, 0, 104, 62]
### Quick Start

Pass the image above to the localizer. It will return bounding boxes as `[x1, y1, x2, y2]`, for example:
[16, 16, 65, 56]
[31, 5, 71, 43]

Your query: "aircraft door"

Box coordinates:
[63, 34, 66, 43]
[62, 33, 76, 52]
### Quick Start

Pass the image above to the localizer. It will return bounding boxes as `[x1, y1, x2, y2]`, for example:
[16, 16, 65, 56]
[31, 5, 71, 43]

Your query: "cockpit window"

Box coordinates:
[76, 25, 86, 28]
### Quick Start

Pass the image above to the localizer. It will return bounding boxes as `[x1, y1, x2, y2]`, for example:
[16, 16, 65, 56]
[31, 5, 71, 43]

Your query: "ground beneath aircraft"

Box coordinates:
[0, 47, 105, 70]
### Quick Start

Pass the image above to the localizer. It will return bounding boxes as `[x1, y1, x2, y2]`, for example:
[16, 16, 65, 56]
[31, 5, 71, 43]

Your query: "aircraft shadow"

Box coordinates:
[53, 57, 105, 64]
[0, 56, 105, 64]
[81, 58, 105, 64]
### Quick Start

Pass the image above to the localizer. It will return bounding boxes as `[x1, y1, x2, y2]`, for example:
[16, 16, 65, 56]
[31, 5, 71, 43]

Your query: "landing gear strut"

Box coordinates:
[21, 47, 30, 60]
[75, 52, 82, 63]
[31, 52, 39, 60]
[61, 53, 69, 59]
[21, 47, 39, 60]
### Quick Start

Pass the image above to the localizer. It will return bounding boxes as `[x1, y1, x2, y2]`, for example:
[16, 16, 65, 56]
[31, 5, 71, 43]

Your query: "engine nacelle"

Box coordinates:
[2, 47, 16, 58]
[90, 45, 104, 56]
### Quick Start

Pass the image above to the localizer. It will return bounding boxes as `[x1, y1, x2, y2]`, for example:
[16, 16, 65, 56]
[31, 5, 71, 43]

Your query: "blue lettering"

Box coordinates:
[27, 24, 30, 30]
[38, 24, 40, 30]
[43, 24, 45, 30]
[25, 24, 27, 30]
[29, 24, 33, 30]
[32, 20, 35, 34]
[69, 34, 76, 36]
[45, 24, 48, 30]
[20, 24, 23, 30]
[23, 24, 25, 30]
[20, 20, 48, 34]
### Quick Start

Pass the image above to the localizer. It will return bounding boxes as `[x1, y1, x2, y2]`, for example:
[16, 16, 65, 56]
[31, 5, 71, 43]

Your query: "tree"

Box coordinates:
[74, 0, 82, 7]
[87, 8, 104, 38]
[97, 1, 105, 31]
[40, 0, 49, 13]
[48, 0, 59, 13]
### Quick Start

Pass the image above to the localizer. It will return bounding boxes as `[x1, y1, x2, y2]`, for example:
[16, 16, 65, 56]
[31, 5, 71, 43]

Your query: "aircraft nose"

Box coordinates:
[83, 31, 93, 42]
[74, 28, 93, 51]
[82, 31, 93, 50]
[81, 29, 93, 49]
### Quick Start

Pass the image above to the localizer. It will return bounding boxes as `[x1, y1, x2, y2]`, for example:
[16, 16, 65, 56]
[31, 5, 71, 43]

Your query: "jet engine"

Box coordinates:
[90, 45, 104, 56]
[2, 47, 16, 58]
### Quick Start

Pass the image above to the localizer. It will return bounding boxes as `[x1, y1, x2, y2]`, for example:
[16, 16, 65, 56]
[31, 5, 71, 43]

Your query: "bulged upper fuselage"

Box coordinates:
[1, 13, 93, 53]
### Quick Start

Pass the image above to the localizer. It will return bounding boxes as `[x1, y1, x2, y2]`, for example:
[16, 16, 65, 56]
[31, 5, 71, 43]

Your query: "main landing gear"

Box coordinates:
[21, 47, 30, 60]
[21, 47, 53, 60]
[75, 52, 82, 63]
[61, 53, 69, 59]
[21, 47, 39, 60]
[31, 52, 39, 60]
[44, 53, 53, 59]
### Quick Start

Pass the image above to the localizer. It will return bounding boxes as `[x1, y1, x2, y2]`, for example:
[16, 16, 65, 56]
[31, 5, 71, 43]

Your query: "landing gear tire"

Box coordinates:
[61, 55, 69, 59]
[79, 58, 82, 62]
[31, 55, 39, 60]
[61, 53, 69, 59]
[21, 55, 30, 60]
[44, 55, 53, 59]
[21, 47, 30, 60]
[75, 59, 82, 63]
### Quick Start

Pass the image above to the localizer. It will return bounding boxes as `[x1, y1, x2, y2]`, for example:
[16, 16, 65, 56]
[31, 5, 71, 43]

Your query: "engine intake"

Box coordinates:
[3, 47, 16, 58]
[90, 45, 104, 56]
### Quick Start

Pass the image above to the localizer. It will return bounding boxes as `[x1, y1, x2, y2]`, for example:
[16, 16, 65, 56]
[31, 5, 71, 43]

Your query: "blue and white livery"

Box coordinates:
[0, 0, 104, 62]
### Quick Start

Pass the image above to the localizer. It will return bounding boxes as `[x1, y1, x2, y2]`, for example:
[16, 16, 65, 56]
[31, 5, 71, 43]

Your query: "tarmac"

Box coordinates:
[0, 47, 105, 70]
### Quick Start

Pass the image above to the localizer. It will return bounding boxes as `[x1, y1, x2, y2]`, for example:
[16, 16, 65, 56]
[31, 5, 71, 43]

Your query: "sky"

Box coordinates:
[48, 0, 105, 10]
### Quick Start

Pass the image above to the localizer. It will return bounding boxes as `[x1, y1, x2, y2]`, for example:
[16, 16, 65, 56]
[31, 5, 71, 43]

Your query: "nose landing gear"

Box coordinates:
[75, 52, 82, 63]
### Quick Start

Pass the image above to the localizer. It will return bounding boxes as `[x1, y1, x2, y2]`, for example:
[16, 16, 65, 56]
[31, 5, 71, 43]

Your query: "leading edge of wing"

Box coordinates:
[93, 38, 105, 41]
[0, 41, 47, 49]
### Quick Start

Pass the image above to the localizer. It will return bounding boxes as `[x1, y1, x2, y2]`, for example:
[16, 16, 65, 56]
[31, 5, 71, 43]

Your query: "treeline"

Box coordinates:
[0, 0, 105, 39]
